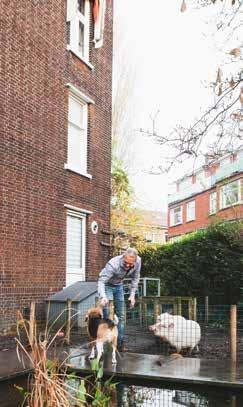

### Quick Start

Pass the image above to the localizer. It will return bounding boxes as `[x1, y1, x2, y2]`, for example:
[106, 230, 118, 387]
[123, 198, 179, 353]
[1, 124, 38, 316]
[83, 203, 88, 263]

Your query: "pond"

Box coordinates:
[1, 376, 243, 407]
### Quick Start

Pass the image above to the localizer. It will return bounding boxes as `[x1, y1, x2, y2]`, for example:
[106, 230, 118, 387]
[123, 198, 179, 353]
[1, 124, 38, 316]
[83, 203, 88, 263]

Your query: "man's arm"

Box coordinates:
[129, 258, 141, 306]
[97, 263, 114, 299]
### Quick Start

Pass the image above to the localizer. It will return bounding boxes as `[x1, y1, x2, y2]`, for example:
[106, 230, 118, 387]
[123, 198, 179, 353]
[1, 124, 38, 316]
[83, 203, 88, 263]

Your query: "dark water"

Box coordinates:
[1, 376, 243, 406]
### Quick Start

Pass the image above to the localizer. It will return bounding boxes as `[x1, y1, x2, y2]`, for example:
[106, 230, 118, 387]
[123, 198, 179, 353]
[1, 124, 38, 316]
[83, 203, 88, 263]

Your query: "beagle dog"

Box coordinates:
[85, 306, 118, 364]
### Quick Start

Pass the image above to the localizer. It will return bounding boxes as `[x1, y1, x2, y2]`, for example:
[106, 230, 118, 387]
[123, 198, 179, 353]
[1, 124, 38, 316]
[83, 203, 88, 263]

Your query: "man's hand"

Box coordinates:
[99, 297, 108, 307]
[128, 296, 135, 309]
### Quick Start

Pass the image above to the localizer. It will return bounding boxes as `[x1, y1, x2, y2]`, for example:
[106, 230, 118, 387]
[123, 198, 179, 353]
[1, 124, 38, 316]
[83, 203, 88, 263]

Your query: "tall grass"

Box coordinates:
[15, 310, 117, 406]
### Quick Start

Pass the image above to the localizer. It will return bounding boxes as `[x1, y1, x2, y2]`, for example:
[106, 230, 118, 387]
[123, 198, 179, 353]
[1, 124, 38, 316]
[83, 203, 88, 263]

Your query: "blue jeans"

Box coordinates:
[103, 284, 125, 347]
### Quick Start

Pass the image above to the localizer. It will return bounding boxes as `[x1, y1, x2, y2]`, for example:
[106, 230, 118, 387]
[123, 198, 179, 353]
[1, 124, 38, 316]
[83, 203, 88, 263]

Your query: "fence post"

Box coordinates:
[205, 296, 209, 324]
[193, 297, 197, 321]
[139, 301, 143, 327]
[177, 297, 182, 316]
[109, 300, 114, 320]
[230, 304, 237, 364]
[188, 298, 193, 320]
[66, 299, 72, 345]
[29, 301, 36, 346]
[154, 299, 159, 321]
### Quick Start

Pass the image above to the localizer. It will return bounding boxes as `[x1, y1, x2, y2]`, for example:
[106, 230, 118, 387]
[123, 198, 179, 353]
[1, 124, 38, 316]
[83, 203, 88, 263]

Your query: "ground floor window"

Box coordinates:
[66, 210, 86, 286]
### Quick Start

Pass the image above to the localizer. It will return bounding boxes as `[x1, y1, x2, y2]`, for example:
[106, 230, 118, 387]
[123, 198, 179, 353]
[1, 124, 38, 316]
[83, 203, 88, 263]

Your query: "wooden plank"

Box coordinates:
[66, 299, 72, 345]
[154, 300, 160, 322]
[109, 300, 114, 320]
[205, 296, 209, 324]
[193, 297, 197, 321]
[29, 301, 35, 346]
[188, 299, 193, 320]
[230, 304, 237, 364]
[177, 297, 182, 316]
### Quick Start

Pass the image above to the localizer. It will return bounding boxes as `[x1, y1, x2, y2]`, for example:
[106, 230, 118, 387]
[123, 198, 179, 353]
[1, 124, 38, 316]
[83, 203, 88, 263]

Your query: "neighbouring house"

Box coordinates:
[0, 0, 113, 333]
[168, 148, 243, 241]
[137, 209, 168, 244]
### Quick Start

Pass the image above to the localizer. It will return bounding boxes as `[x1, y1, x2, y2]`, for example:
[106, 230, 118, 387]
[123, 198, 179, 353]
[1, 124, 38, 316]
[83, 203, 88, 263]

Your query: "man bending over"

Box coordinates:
[97, 248, 141, 351]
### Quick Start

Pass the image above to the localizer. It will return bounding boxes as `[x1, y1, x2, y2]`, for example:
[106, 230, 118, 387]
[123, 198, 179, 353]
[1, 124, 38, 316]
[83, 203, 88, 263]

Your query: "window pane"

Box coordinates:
[78, 0, 85, 14]
[221, 181, 239, 208]
[210, 192, 217, 214]
[67, 215, 83, 269]
[68, 124, 87, 171]
[69, 96, 83, 127]
[174, 207, 182, 224]
[79, 21, 85, 56]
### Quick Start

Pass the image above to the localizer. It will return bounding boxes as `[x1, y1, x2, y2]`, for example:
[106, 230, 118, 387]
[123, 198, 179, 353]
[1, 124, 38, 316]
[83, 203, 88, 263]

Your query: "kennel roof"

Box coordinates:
[47, 281, 97, 303]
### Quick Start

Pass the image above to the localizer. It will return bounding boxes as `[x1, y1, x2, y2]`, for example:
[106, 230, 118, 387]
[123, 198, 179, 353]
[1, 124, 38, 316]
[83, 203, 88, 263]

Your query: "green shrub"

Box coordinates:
[140, 222, 243, 302]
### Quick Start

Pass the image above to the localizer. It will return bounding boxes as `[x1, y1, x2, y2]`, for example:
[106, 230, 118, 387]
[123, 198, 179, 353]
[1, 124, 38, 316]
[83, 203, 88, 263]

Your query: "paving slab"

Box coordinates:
[1, 346, 243, 391]
[67, 349, 243, 390]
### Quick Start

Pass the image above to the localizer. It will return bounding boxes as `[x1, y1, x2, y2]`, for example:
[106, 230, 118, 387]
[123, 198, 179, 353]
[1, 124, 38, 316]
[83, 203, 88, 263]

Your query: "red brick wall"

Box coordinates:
[168, 175, 243, 239]
[0, 0, 113, 332]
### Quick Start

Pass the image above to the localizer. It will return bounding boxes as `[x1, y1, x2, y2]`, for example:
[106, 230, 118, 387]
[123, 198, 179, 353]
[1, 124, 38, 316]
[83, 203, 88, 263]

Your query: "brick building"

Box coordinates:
[168, 149, 243, 241]
[0, 0, 113, 332]
[136, 209, 168, 244]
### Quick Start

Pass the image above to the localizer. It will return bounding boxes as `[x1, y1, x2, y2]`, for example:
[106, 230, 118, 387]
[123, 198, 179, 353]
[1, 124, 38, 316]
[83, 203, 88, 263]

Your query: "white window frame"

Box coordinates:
[170, 206, 183, 226]
[209, 191, 217, 215]
[220, 179, 241, 209]
[67, 0, 93, 69]
[66, 209, 86, 286]
[186, 200, 195, 222]
[65, 87, 92, 178]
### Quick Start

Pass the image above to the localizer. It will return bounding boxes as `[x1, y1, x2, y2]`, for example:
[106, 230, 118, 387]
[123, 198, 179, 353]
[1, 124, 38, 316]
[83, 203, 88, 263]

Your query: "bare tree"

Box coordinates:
[112, 7, 138, 172]
[141, 0, 243, 173]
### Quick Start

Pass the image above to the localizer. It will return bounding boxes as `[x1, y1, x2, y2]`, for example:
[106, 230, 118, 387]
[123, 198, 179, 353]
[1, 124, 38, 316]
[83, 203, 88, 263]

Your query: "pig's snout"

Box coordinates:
[149, 324, 156, 332]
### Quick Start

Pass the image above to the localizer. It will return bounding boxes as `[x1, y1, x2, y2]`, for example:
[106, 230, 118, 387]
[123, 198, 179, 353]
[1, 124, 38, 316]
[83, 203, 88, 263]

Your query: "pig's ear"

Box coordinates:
[168, 323, 174, 328]
[85, 314, 88, 322]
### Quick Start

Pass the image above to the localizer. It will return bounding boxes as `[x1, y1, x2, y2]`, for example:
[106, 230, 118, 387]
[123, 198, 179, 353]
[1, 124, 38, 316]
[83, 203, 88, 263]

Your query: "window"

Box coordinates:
[186, 200, 195, 222]
[209, 191, 217, 214]
[67, 0, 90, 62]
[170, 206, 182, 226]
[169, 235, 182, 243]
[66, 93, 88, 175]
[220, 180, 241, 209]
[66, 211, 86, 286]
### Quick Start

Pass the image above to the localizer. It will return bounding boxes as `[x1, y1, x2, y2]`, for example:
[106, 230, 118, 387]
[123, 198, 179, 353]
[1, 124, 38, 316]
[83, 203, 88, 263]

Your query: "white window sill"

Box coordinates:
[170, 222, 183, 227]
[186, 219, 195, 223]
[220, 200, 242, 210]
[67, 46, 94, 70]
[64, 164, 92, 179]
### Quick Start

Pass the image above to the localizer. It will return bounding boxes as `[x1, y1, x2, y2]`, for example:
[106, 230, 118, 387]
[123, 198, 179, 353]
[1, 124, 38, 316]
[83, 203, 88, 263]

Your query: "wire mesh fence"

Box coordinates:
[46, 294, 243, 362]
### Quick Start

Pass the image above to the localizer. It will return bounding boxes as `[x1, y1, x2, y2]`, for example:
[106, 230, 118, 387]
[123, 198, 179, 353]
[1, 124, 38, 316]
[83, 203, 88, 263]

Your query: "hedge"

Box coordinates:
[140, 222, 243, 302]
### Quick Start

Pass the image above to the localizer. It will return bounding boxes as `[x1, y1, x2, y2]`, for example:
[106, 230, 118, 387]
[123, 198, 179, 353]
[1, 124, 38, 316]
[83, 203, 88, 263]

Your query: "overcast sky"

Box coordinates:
[113, 0, 221, 212]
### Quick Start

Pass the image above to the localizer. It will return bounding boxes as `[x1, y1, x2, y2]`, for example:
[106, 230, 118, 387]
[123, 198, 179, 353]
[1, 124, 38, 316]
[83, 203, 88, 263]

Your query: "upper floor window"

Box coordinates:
[170, 206, 182, 226]
[186, 200, 195, 222]
[209, 191, 217, 215]
[67, 93, 88, 175]
[220, 179, 241, 209]
[67, 0, 90, 63]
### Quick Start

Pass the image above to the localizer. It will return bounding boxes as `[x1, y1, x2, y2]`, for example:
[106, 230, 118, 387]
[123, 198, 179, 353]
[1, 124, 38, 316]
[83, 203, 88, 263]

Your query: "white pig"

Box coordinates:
[149, 312, 201, 353]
